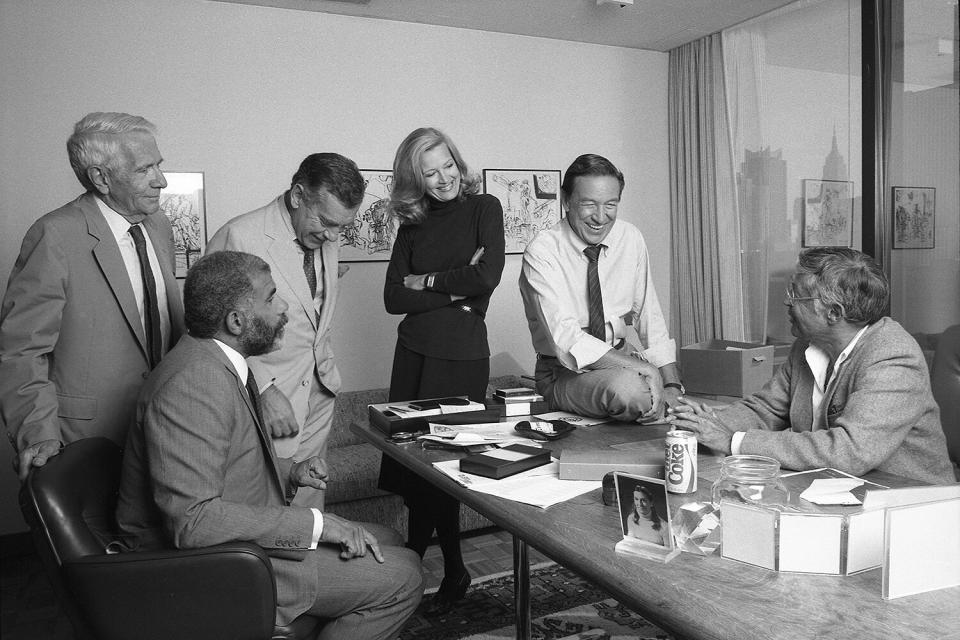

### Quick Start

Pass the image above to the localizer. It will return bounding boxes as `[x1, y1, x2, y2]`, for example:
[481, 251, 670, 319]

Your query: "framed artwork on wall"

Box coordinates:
[801, 179, 853, 248]
[483, 169, 562, 254]
[892, 186, 935, 249]
[159, 171, 206, 278]
[339, 169, 396, 262]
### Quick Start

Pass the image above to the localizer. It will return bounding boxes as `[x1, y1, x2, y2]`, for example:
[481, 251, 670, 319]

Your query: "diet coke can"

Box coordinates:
[664, 430, 698, 494]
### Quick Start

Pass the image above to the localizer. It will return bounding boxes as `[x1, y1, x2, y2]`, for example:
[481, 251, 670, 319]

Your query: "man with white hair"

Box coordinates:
[0, 112, 184, 480]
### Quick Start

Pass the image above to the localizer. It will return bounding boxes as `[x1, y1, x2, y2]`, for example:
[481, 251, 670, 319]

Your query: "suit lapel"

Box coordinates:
[315, 240, 339, 342]
[82, 194, 149, 357]
[263, 199, 317, 330]
[142, 212, 186, 343]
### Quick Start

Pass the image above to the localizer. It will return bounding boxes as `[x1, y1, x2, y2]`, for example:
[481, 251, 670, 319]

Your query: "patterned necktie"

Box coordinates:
[583, 244, 605, 341]
[128, 225, 163, 368]
[297, 240, 317, 299]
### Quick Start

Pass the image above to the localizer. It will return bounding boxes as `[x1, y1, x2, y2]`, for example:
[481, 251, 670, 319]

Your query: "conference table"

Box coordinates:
[353, 417, 960, 640]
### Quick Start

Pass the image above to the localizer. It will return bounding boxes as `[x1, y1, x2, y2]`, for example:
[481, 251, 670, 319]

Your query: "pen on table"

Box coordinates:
[388, 405, 412, 413]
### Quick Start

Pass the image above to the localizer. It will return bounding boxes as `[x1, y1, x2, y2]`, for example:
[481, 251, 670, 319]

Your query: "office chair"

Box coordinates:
[931, 324, 960, 480]
[18, 437, 322, 640]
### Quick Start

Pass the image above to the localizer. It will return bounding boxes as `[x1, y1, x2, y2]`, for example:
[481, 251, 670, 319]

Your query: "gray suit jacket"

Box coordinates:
[0, 193, 185, 450]
[205, 196, 342, 456]
[116, 335, 320, 625]
[717, 317, 954, 484]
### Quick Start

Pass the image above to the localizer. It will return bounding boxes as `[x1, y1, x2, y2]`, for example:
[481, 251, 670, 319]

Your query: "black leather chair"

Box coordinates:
[19, 437, 322, 640]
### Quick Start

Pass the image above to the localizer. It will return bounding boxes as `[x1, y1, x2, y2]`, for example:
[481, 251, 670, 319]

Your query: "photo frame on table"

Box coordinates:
[613, 473, 679, 563]
[892, 186, 935, 249]
[339, 169, 396, 262]
[483, 169, 562, 254]
[159, 172, 206, 278]
[802, 179, 853, 248]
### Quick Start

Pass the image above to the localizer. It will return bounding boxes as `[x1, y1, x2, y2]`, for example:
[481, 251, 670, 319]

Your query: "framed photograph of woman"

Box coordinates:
[613, 473, 679, 563]
[892, 186, 935, 249]
[159, 171, 206, 278]
[483, 169, 561, 254]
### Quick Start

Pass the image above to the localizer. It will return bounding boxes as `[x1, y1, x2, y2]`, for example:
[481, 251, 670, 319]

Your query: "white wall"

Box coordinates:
[0, 0, 669, 534]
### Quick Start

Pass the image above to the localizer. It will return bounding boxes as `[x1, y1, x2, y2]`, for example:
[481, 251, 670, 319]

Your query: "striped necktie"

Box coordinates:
[583, 244, 605, 341]
[128, 225, 163, 368]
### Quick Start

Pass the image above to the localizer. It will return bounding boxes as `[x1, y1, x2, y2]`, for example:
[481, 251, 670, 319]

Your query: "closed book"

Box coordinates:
[459, 444, 551, 480]
[486, 398, 551, 417]
[494, 387, 537, 398]
[558, 448, 664, 481]
[491, 393, 545, 404]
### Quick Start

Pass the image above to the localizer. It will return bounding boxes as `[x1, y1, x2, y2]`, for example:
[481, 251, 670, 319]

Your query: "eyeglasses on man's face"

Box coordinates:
[783, 286, 820, 306]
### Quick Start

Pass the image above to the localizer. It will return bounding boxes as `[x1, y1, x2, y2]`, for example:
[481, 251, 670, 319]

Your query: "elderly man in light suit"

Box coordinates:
[0, 112, 184, 480]
[116, 251, 422, 639]
[205, 153, 364, 508]
[670, 247, 954, 485]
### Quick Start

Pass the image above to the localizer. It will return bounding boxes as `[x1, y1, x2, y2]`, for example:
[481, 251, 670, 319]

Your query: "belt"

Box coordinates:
[452, 303, 485, 319]
[537, 338, 625, 361]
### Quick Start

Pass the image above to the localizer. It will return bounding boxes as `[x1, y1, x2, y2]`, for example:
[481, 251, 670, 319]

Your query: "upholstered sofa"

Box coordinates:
[323, 374, 532, 534]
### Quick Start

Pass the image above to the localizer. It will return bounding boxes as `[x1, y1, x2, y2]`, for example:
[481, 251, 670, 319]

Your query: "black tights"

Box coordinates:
[406, 491, 465, 578]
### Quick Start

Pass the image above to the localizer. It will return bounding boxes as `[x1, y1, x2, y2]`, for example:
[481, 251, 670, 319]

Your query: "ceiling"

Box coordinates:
[214, 0, 798, 51]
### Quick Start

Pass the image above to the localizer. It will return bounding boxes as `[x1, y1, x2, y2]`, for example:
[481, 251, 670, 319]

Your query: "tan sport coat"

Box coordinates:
[205, 195, 342, 457]
[0, 193, 185, 451]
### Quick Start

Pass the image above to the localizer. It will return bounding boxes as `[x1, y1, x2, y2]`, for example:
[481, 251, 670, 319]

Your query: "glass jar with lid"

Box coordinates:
[711, 455, 788, 509]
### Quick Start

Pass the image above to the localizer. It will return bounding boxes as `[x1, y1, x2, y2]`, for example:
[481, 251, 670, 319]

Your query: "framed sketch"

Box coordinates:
[802, 179, 853, 248]
[339, 169, 396, 262]
[892, 186, 935, 249]
[613, 473, 679, 563]
[483, 169, 562, 254]
[160, 172, 206, 278]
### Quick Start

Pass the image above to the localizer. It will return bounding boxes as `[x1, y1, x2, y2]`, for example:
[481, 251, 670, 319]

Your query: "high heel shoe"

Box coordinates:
[426, 569, 471, 615]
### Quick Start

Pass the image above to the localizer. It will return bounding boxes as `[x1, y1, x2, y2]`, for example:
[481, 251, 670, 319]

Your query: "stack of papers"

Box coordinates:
[419, 421, 529, 448]
[432, 458, 599, 509]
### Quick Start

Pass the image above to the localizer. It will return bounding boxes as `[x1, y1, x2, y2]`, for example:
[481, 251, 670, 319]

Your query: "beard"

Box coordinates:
[239, 312, 288, 357]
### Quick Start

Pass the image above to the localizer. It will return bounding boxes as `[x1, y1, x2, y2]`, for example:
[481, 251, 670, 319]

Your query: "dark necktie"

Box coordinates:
[583, 244, 605, 341]
[297, 240, 317, 299]
[246, 371, 265, 427]
[128, 225, 163, 368]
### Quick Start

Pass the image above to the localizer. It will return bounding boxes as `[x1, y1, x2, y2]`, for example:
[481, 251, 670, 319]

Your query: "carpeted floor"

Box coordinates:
[402, 564, 673, 640]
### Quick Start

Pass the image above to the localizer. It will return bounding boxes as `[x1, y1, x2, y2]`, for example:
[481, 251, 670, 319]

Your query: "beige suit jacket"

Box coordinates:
[0, 193, 185, 450]
[205, 196, 342, 455]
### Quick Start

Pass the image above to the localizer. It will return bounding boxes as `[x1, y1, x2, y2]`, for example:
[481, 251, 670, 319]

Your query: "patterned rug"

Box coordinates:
[400, 564, 674, 640]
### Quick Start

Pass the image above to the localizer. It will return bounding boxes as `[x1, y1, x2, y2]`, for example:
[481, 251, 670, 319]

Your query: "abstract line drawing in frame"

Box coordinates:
[339, 169, 397, 262]
[802, 179, 853, 248]
[483, 169, 562, 254]
[160, 171, 206, 278]
[892, 186, 935, 249]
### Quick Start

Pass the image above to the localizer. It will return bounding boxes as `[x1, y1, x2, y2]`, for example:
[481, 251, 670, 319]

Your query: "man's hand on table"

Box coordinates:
[667, 397, 733, 454]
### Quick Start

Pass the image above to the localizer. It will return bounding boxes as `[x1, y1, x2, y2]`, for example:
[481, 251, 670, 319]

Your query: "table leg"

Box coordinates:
[512, 535, 530, 640]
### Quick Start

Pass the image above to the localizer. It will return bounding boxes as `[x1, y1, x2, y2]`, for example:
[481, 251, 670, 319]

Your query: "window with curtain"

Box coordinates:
[722, 0, 862, 346]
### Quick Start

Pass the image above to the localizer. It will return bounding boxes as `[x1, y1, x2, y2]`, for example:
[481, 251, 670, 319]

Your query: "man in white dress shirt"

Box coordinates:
[519, 154, 682, 423]
[0, 112, 184, 479]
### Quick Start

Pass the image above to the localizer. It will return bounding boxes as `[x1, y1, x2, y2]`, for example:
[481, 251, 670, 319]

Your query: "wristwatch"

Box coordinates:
[663, 382, 685, 394]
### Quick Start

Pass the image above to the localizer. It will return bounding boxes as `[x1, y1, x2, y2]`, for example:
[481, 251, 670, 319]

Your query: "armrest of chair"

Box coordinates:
[62, 542, 277, 640]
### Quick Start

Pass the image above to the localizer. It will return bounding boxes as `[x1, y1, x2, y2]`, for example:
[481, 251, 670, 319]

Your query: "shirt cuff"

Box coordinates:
[730, 431, 746, 455]
[638, 338, 677, 369]
[309, 508, 324, 548]
[568, 335, 611, 370]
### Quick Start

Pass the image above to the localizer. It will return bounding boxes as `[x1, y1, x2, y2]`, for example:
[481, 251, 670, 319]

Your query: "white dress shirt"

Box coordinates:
[95, 198, 171, 352]
[520, 217, 676, 372]
[212, 338, 324, 546]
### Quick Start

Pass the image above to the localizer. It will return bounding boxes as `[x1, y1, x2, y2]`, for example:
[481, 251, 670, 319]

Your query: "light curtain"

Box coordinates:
[668, 34, 744, 346]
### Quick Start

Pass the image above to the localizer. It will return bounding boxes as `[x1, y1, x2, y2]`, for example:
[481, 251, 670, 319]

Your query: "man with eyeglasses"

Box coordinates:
[205, 153, 365, 508]
[519, 154, 683, 424]
[670, 247, 953, 485]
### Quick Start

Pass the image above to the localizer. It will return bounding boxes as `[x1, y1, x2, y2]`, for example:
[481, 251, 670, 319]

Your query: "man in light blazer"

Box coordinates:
[0, 112, 185, 480]
[670, 247, 954, 485]
[116, 251, 422, 639]
[205, 153, 364, 508]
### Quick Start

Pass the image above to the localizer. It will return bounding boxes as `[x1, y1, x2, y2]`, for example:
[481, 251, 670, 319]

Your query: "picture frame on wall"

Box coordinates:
[801, 179, 853, 248]
[339, 169, 396, 262]
[483, 169, 562, 254]
[892, 186, 935, 249]
[159, 171, 206, 278]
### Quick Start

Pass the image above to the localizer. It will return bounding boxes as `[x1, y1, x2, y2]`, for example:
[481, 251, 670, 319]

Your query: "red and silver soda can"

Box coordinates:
[665, 430, 698, 494]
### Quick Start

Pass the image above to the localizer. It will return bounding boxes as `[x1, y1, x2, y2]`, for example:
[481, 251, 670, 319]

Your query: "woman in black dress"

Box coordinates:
[379, 127, 505, 613]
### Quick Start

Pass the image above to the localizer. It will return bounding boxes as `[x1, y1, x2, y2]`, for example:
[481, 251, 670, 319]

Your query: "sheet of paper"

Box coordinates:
[799, 478, 865, 505]
[421, 422, 525, 446]
[432, 459, 599, 509]
[533, 411, 610, 426]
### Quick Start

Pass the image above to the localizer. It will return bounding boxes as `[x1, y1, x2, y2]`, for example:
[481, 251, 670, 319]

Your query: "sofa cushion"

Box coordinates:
[325, 442, 390, 505]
